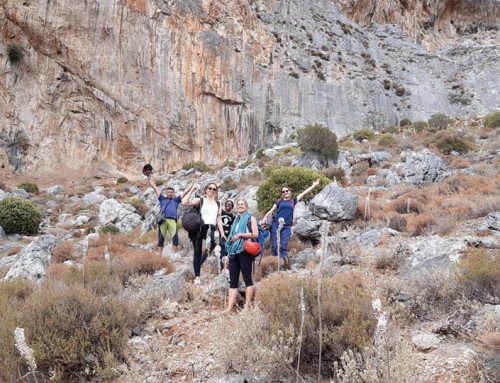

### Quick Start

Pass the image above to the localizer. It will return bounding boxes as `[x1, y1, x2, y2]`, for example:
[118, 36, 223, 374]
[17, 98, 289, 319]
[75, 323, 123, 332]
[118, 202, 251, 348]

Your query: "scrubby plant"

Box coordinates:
[127, 198, 149, 218]
[321, 167, 346, 183]
[484, 110, 500, 129]
[116, 176, 128, 184]
[455, 248, 500, 303]
[7, 43, 23, 62]
[383, 125, 399, 134]
[100, 224, 120, 235]
[0, 197, 42, 235]
[17, 182, 39, 195]
[256, 273, 376, 377]
[352, 129, 375, 142]
[413, 120, 428, 132]
[399, 118, 412, 127]
[51, 240, 76, 263]
[424, 131, 476, 154]
[255, 148, 266, 159]
[296, 123, 339, 163]
[378, 133, 397, 147]
[256, 166, 329, 213]
[428, 113, 453, 130]
[219, 177, 239, 191]
[182, 160, 211, 172]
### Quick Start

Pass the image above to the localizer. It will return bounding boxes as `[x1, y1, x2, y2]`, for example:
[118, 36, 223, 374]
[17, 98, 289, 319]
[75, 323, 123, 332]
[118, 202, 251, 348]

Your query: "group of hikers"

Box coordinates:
[147, 174, 320, 314]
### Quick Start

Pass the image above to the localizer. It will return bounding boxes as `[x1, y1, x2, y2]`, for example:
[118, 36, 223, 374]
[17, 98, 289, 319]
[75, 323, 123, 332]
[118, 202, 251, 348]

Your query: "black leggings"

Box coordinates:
[228, 251, 254, 289]
[190, 224, 216, 277]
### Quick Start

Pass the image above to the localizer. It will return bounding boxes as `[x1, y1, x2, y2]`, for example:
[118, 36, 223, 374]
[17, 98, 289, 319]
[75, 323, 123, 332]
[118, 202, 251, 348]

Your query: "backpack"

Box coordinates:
[181, 198, 220, 234]
[182, 198, 204, 234]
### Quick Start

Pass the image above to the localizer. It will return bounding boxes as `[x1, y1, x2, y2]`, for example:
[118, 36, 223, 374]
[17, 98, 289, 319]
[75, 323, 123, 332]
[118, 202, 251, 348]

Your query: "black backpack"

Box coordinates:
[182, 204, 203, 234]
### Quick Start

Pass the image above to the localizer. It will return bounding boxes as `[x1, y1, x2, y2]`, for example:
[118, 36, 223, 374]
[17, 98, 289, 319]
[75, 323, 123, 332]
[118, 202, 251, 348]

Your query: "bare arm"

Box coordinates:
[261, 203, 277, 224]
[296, 178, 320, 202]
[231, 216, 258, 242]
[180, 180, 195, 199]
[181, 183, 201, 206]
[148, 177, 161, 197]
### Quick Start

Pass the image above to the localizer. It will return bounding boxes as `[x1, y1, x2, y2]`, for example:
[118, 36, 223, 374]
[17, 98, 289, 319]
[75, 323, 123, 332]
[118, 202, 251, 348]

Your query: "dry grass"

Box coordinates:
[51, 239, 76, 263]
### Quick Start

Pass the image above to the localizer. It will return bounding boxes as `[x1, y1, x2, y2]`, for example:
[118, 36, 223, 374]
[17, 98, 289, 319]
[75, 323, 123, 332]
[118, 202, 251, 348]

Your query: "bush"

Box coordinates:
[256, 273, 376, 377]
[424, 131, 476, 154]
[321, 167, 346, 183]
[455, 248, 500, 302]
[256, 166, 329, 213]
[296, 123, 338, 163]
[116, 176, 128, 184]
[484, 110, 500, 129]
[22, 284, 129, 381]
[383, 125, 399, 134]
[17, 182, 39, 195]
[0, 197, 43, 235]
[352, 129, 375, 142]
[413, 121, 428, 132]
[399, 118, 412, 127]
[127, 198, 149, 218]
[182, 160, 211, 172]
[255, 148, 266, 159]
[7, 43, 23, 62]
[428, 113, 453, 130]
[100, 224, 120, 235]
[378, 133, 397, 147]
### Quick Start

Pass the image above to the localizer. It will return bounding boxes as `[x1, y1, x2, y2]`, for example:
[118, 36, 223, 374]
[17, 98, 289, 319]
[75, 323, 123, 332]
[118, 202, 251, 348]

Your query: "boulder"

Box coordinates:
[309, 183, 359, 221]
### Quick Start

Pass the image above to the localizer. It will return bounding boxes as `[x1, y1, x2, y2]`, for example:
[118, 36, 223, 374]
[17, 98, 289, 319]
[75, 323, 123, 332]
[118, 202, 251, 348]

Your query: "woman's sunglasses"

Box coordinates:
[281, 189, 289, 193]
[207, 187, 217, 191]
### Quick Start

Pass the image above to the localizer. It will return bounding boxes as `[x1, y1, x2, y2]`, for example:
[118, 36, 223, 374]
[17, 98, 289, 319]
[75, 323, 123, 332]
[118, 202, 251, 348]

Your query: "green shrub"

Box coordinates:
[182, 160, 211, 172]
[7, 43, 23, 62]
[378, 133, 397, 147]
[256, 274, 376, 376]
[383, 125, 399, 134]
[428, 113, 453, 130]
[256, 166, 329, 213]
[352, 129, 375, 142]
[0, 197, 42, 235]
[100, 224, 120, 235]
[296, 123, 338, 163]
[424, 131, 476, 154]
[17, 182, 39, 194]
[399, 118, 412, 127]
[255, 148, 266, 159]
[413, 121, 428, 132]
[116, 176, 128, 184]
[484, 110, 500, 129]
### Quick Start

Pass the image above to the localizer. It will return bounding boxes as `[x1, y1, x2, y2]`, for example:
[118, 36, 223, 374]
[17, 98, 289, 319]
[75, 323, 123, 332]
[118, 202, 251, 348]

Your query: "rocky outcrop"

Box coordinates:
[0, 0, 498, 180]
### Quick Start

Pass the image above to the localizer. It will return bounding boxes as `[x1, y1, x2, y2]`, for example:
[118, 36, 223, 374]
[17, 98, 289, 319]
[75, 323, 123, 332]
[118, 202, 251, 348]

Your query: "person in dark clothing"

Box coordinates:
[219, 200, 234, 270]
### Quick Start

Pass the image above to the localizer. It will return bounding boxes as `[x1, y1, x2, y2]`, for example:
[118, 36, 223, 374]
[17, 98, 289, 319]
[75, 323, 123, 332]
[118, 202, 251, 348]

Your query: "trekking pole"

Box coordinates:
[277, 218, 284, 271]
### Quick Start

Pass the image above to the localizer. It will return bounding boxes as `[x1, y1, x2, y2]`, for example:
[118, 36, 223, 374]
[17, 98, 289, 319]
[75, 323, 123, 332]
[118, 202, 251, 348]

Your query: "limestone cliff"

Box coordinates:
[0, 0, 498, 180]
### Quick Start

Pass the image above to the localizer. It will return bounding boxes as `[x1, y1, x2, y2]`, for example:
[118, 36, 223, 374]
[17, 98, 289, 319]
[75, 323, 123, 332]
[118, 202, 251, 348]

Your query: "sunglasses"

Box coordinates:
[207, 187, 217, 191]
[281, 189, 289, 193]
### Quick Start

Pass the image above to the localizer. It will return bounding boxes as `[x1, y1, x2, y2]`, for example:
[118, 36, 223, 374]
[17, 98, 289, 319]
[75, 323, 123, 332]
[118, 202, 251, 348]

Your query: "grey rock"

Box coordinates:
[412, 332, 441, 351]
[405, 236, 465, 271]
[293, 217, 322, 243]
[394, 150, 454, 186]
[45, 185, 65, 196]
[310, 183, 359, 221]
[83, 191, 106, 205]
[486, 212, 500, 231]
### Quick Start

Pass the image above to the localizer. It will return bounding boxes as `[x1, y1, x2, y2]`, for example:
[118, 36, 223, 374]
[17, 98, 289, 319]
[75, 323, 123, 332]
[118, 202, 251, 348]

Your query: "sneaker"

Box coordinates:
[193, 277, 201, 285]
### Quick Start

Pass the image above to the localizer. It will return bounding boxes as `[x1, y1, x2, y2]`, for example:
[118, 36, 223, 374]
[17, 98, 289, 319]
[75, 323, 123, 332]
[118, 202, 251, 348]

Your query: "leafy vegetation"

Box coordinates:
[484, 110, 500, 129]
[7, 43, 23, 62]
[17, 182, 39, 195]
[296, 123, 339, 163]
[256, 166, 329, 213]
[352, 129, 375, 142]
[0, 197, 42, 235]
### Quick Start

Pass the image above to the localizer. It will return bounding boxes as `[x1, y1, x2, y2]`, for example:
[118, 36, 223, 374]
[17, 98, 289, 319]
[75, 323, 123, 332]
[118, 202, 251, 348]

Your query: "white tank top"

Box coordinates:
[200, 199, 219, 226]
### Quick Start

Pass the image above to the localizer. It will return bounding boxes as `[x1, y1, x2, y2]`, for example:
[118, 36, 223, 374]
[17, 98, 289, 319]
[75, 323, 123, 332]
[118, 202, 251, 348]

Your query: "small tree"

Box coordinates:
[296, 124, 339, 164]
[428, 113, 453, 130]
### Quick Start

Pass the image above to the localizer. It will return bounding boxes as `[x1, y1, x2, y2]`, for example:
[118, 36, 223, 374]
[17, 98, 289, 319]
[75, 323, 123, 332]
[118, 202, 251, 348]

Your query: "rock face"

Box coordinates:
[0, 0, 498, 178]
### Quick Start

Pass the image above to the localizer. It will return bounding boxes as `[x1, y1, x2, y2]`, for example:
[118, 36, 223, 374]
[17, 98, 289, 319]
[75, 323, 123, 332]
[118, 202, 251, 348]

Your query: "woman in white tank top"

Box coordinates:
[182, 182, 223, 284]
